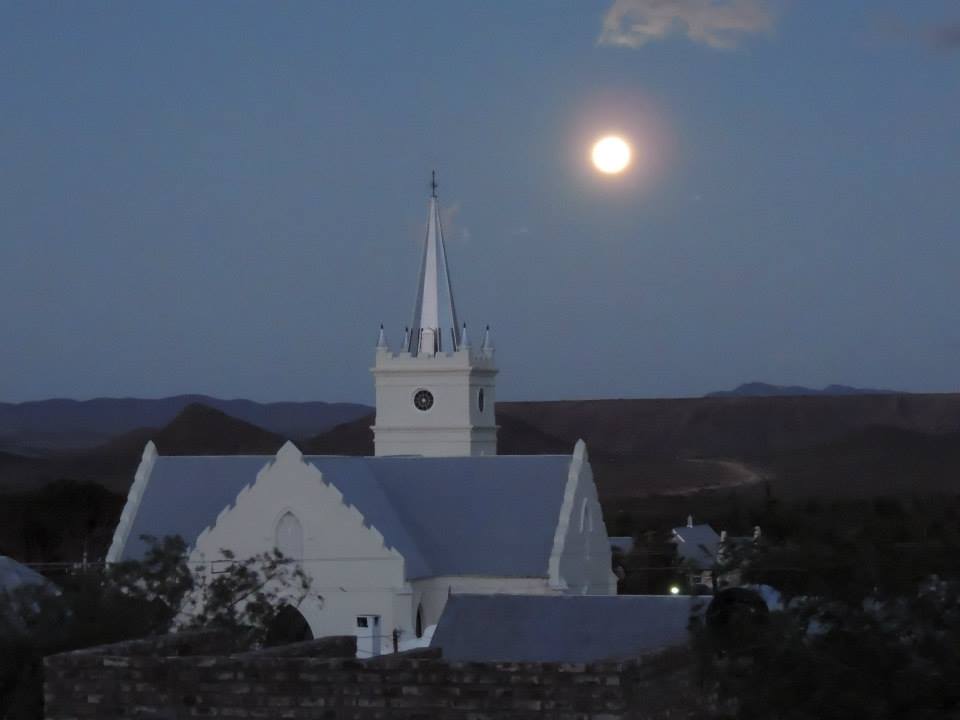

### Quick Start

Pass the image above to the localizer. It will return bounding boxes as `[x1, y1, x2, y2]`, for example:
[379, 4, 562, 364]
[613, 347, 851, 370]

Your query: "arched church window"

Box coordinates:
[416, 604, 424, 639]
[478, 388, 485, 413]
[275, 511, 303, 564]
[580, 499, 590, 533]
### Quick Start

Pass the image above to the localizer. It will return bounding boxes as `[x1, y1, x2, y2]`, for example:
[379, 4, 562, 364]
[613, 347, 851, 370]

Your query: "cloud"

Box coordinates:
[929, 21, 960, 50]
[599, 0, 775, 50]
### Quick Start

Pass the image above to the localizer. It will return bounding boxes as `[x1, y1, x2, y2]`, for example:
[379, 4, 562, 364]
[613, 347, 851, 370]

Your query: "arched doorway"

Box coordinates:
[265, 604, 313, 647]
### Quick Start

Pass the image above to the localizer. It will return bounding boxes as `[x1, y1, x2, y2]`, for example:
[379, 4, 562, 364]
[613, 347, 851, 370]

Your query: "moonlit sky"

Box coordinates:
[2, 1, 959, 403]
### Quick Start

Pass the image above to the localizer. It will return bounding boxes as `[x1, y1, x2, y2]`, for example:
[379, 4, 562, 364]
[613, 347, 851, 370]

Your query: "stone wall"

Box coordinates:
[44, 632, 704, 719]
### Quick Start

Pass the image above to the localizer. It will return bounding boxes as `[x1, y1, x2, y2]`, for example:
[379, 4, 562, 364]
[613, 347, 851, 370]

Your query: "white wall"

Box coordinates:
[549, 441, 619, 595]
[187, 442, 411, 654]
[372, 346, 498, 456]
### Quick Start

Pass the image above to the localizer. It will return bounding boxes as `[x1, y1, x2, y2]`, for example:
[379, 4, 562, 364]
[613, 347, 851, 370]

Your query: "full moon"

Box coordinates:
[591, 135, 632, 175]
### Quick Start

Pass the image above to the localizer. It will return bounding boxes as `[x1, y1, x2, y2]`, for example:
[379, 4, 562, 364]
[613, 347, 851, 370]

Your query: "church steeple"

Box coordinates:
[407, 172, 460, 356]
[371, 174, 498, 457]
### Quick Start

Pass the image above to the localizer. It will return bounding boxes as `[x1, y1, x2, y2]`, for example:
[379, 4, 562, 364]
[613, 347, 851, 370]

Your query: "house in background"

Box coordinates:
[670, 516, 721, 590]
[670, 516, 762, 591]
[107, 182, 617, 656]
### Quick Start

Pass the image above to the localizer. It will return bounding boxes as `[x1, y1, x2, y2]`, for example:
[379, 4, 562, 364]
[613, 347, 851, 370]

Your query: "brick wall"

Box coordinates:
[44, 633, 705, 719]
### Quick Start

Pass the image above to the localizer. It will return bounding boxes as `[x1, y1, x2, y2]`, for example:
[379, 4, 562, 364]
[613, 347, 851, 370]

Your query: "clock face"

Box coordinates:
[413, 389, 434, 411]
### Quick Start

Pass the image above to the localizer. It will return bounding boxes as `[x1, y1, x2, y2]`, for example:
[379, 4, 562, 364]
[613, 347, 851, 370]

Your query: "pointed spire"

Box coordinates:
[376, 324, 388, 350]
[408, 173, 460, 356]
[400, 326, 410, 352]
[460, 323, 470, 349]
[481, 325, 494, 355]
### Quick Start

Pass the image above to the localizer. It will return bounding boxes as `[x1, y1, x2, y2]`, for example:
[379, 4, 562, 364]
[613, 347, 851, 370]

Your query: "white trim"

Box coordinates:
[547, 439, 588, 589]
[105, 441, 158, 563]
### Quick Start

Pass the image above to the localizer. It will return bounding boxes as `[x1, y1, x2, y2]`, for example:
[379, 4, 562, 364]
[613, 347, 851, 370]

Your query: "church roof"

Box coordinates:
[431, 594, 704, 662]
[118, 452, 572, 581]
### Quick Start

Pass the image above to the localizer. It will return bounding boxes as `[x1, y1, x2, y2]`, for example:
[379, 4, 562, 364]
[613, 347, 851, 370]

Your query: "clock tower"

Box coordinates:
[371, 176, 498, 457]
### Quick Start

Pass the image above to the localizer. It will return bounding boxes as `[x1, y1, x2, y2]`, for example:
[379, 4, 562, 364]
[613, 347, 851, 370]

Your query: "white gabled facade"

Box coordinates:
[152, 440, 614, 654]
[186, 442, 408, 653]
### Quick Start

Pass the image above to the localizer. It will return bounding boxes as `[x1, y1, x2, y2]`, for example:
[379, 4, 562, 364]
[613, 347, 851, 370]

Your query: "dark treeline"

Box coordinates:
[0, 481, 123, 565]
[612, 490, 960, 598]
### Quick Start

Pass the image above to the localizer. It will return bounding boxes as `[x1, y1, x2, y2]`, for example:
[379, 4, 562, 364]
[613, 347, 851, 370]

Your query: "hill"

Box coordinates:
[299, 410, 572, 456]
[0, 395, 370, 453]
[7, 393, 960, 501]
[706, 382, 898, 398]
[0, 404, 287, 493]
[758, 424, 960, 498]
[496, 394, 960, 459]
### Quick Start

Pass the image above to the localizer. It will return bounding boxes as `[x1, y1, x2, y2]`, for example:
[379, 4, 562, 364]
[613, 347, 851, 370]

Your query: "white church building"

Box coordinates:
[106, 180, 617, 655]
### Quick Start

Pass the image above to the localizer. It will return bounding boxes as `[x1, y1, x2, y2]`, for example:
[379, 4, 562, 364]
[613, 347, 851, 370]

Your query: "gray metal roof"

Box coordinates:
[0, 556, 50, 594]
[123, 455, 273, 561]
[120, 453, 572, 581]
[671, 524, 720, 568]
[431, 594, 705, 662]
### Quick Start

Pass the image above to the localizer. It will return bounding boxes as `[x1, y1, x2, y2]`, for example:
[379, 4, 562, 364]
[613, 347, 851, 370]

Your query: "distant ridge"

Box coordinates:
[151, 403, 286, 456]
[0, 395, 371, 453]
[706, 382, 899, 398]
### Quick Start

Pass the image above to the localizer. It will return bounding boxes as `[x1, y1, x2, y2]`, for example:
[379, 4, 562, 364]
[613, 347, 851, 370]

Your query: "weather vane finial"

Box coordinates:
[430, 170, 438, 198]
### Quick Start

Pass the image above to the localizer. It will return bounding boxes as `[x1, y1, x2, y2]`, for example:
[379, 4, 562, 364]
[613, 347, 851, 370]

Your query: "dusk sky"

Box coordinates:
[2, 1, 959, 404]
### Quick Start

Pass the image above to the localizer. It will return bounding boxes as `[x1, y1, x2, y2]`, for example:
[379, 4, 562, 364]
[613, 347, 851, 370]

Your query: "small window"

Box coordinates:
[415, 604, 424, 638]
[580, 499, 589, 533]
[275, 511, 303, 563]
[357, 617, 368, 628]
[478, 388, 485, 413]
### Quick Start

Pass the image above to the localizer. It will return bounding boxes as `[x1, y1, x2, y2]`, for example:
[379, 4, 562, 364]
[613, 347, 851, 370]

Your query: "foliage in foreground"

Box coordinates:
[0, 535, 310, 720]
[696, 500, 960, 720]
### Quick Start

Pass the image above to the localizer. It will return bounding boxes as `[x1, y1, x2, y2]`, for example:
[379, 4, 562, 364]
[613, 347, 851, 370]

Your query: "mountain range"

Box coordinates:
[0, 395, 370, 454]
[4, 392, 960, 564]
[705, 382, 899, 398]
[2, 391, 960, 500]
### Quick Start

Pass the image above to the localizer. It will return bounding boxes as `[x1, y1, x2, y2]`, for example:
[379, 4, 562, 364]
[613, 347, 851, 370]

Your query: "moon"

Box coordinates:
[591, 135, 632, 175]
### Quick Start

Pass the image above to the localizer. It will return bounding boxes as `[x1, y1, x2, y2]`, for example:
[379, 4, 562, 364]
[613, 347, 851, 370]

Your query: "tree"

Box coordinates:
[0, 535, 311, 720]
[694, 499, 960, 720]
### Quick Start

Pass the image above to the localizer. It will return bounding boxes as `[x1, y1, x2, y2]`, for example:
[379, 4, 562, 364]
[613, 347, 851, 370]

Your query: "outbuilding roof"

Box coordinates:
[431, 593, 705, 662]
[119, 452, 573, 581]
[671, 524, 721, 568]
[0, 555, 50, 594]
